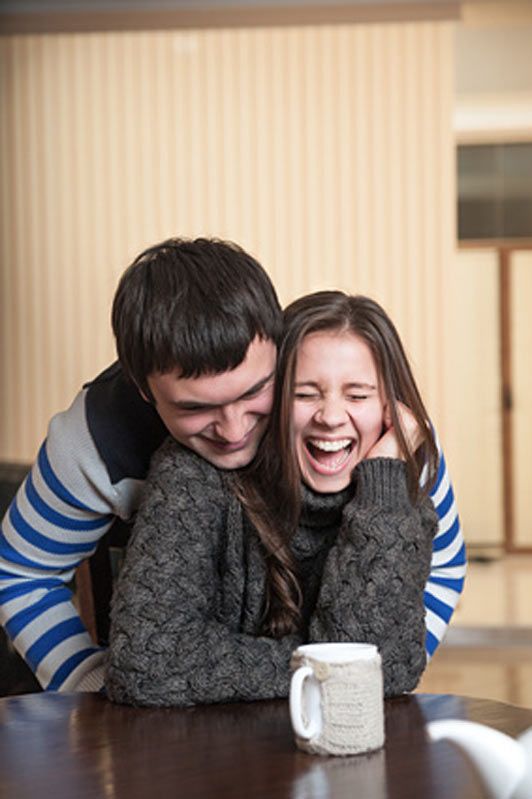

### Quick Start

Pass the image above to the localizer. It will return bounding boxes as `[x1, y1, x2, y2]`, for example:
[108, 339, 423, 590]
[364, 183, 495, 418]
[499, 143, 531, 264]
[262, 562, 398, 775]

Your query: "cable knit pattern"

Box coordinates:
[309, 457, 438, 696]
[105, 441, 438, 707]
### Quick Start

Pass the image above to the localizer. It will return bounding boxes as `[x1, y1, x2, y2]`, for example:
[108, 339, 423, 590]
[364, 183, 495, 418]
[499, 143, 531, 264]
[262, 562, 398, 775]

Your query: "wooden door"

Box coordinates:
[446, 249, 503, 548]
[507, 250, 532, 550]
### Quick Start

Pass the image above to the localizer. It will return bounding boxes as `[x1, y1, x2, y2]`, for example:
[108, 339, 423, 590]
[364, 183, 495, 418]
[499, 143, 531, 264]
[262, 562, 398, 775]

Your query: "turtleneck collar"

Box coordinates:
[300, 481, 355, 529]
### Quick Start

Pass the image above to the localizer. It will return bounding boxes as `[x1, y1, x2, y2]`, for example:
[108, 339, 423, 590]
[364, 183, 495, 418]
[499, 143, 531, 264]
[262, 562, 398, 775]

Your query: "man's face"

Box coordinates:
[145, 336, 276, 470]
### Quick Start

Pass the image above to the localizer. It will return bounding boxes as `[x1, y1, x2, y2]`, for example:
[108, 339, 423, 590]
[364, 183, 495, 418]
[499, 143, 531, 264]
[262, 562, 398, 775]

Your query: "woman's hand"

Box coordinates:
[365, 402, 423, 461]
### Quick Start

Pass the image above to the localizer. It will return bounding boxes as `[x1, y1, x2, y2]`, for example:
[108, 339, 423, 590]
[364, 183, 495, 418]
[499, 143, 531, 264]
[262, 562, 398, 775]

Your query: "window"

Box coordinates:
[457, 142, 532, 241]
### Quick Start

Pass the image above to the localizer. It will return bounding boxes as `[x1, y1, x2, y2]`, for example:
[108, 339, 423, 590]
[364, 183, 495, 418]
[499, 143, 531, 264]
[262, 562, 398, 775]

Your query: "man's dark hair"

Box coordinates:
[111, 237, 282, 401]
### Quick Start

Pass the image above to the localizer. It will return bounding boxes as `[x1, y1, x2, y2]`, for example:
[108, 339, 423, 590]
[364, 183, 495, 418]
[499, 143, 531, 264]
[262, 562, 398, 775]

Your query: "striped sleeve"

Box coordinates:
[0, 390, 143, 692]
[423, 440, 467, 659]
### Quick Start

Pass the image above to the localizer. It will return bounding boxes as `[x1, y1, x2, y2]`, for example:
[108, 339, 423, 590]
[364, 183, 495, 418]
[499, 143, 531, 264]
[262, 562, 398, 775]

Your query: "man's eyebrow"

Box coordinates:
[240, 370, 275, 398]
[173, 370, 275, 411]
[172, 399, 216, 411]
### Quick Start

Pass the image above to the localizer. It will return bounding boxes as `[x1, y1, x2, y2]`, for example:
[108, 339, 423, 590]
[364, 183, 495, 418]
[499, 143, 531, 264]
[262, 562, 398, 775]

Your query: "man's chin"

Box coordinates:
[208, 449, 256, 470]
[197, 441, 260, 471]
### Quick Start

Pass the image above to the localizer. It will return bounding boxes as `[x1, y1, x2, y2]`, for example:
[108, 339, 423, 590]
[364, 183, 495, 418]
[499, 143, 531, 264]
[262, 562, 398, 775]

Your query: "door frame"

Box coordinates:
[499, 245, 532, 553]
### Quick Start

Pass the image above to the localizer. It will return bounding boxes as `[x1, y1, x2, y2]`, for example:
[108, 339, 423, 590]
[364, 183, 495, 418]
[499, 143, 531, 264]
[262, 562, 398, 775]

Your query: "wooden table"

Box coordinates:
[1, 692, 531, 799]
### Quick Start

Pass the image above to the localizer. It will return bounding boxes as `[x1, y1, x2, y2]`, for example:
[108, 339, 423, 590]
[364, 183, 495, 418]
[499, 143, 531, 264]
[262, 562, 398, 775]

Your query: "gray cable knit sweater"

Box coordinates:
[105, 439, 438, 707]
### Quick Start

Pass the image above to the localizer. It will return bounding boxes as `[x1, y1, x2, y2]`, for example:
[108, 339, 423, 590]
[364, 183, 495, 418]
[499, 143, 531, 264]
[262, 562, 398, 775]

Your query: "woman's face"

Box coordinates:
[292, 329, 387, 493]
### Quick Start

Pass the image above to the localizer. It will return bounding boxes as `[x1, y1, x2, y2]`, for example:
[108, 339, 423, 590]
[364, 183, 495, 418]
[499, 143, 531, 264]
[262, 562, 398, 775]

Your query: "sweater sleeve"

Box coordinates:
[308, 458, 439, 698]
[104, 442, 301, 708]
[424, 435, 467, 658]
[0, 390, 124, 692]
[0, 366, 166, 692]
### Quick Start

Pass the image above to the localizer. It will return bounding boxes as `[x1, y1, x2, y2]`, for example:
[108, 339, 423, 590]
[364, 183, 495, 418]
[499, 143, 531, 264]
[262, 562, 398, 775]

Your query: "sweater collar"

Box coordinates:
[300, 481, 354, 528]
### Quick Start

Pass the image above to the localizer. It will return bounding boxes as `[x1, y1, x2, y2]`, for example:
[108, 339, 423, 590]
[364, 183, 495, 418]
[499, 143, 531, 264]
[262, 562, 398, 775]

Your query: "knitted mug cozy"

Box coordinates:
[290, 650, 385, 756]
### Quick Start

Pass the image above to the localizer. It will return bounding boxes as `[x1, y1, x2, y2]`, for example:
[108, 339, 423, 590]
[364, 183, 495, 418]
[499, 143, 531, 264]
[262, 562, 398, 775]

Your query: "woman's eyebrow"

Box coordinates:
[344, 381, 377, 390]
[294, 380, 377, 390]
[294, 380, 320, 388]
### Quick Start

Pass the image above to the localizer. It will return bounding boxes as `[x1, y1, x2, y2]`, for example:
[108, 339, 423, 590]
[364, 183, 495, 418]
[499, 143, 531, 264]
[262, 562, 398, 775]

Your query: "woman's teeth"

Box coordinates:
[308, 438, 352, 452]
[306, 438, 353, 471]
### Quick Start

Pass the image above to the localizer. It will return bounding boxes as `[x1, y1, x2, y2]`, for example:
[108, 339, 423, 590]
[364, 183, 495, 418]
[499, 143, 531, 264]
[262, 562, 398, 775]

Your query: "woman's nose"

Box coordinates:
[314, 397, 347, 428]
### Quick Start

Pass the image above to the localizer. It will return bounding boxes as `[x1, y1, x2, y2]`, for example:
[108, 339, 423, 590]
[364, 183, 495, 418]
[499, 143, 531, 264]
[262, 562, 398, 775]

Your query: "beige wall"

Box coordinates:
[0, 21, 455, 464]
[455, 1, 532, 142]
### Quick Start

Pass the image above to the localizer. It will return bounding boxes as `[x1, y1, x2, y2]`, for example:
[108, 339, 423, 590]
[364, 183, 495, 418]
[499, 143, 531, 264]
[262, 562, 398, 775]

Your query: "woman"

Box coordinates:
[105, 293, 445, 707]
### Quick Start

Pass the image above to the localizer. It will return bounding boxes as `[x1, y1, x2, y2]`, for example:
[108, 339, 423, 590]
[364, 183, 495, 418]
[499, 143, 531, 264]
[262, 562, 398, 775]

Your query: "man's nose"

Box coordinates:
[314, 397, 347, 428]
[214, 404, 248, 442]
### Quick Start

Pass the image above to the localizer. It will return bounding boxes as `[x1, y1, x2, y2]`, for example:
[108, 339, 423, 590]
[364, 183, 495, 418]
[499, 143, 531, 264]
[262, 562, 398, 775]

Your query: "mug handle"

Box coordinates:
[289, 666, 322, 740]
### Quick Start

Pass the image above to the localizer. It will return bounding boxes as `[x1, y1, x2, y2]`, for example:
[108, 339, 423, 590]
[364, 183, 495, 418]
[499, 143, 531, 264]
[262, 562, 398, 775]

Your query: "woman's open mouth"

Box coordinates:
[305, 437, 354, 474]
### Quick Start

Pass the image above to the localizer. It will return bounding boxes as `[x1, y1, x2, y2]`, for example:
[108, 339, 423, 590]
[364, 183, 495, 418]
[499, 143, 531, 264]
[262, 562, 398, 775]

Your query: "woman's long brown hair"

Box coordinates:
[236, 292, 439, 638]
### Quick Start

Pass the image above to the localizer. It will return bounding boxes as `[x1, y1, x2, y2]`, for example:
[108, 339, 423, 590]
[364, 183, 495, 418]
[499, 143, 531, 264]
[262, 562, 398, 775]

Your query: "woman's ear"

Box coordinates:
[383, 402, 393, 429]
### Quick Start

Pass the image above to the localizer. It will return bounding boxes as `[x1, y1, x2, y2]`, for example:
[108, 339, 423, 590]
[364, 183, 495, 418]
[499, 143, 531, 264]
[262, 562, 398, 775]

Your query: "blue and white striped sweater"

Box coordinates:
[0, 364, 466, 691]
[423, 451, 466, 657]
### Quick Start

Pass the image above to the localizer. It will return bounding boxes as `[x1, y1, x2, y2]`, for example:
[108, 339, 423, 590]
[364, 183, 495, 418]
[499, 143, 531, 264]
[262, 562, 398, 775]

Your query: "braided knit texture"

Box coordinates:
[105, 440, 437, 707]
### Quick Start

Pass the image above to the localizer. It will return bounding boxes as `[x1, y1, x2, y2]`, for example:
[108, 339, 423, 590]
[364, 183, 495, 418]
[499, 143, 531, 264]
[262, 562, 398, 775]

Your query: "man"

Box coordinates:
[0, 237, 465, 693]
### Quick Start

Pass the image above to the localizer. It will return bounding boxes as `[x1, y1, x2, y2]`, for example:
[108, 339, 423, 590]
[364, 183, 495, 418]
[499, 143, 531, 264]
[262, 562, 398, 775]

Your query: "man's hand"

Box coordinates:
[365, 402, 423, 461]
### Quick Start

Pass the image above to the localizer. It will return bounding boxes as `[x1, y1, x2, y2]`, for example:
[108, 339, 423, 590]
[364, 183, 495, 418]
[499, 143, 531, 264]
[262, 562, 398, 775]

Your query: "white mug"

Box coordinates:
[289, 642, 385, 756]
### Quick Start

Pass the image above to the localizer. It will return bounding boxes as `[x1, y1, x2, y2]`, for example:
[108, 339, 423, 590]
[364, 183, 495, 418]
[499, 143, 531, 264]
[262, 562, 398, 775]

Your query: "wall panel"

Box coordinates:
[0, 21, 455, 462]
[443, 250, 503, 546]
[511, 251, 532, 548]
